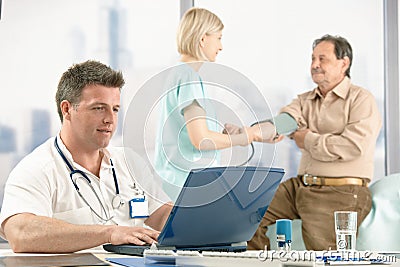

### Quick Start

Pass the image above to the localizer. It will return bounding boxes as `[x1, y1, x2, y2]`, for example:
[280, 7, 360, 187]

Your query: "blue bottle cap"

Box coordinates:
[276, 219, 292, 242]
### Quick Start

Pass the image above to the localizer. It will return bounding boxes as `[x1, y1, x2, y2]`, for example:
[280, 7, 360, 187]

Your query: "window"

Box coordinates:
[0, 1, 388, 212]
[0, 0, 179, 206]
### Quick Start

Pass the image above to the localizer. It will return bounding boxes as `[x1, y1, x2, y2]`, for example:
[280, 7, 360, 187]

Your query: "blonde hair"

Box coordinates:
[177, 7, 224, 61]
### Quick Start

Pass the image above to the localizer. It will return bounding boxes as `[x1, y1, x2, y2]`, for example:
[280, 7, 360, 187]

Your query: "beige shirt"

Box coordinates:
[281, 77, 382, 180]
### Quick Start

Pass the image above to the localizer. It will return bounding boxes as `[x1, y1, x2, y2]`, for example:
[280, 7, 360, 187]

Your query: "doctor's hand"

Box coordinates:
[108, 226, 160, 246]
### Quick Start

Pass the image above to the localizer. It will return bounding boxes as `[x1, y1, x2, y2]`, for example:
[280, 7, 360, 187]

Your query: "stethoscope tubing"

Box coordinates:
[54, 137, 123, 222]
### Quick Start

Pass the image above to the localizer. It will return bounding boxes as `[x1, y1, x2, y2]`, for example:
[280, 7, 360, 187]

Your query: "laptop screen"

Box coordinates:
[157, 166, 284, 248]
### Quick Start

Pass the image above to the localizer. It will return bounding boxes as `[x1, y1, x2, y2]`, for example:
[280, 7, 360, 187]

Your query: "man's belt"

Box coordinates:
[299, 174, 368, 186]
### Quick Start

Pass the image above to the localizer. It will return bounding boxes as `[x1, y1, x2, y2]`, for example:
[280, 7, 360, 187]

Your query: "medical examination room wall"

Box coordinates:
[0, 0, 385, 209]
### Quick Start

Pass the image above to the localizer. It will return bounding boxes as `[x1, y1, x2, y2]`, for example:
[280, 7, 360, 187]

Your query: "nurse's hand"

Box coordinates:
[250, 122, 283, 143]
[223, 123, 244, 135]
[108, 226, 160, 245]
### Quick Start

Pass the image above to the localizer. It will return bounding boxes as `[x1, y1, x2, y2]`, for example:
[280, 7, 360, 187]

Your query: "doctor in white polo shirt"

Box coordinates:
[0, 60, 172, 253]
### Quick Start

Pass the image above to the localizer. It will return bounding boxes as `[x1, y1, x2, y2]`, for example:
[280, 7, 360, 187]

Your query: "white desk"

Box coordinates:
[0, 246, 398, 267]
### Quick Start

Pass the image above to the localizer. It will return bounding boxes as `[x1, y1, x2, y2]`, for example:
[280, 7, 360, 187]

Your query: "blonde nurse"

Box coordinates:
[154, 8, 277, 200]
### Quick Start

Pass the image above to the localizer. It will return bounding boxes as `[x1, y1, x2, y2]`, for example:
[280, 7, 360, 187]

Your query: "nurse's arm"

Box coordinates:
[183, 102, 260, 149]
[2, 213, 159, 253]
[145, 203, 173, 231]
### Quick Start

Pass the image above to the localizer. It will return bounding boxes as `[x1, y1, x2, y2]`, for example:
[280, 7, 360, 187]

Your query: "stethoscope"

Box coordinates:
[54, 137, 124, 223]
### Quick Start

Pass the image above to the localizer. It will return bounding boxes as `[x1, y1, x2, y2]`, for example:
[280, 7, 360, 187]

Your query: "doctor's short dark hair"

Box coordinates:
[313, 34, 353, 78]
[55, 60, 125, 122]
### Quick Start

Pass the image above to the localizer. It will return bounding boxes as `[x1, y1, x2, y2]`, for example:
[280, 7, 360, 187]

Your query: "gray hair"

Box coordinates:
[313, 34, 353, 78]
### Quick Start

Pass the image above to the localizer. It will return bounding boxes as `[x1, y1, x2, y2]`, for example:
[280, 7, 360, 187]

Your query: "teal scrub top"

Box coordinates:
[154, 63, 220, 200]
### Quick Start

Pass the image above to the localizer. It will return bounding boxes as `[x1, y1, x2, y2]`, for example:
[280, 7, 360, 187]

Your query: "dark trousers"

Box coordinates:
[247, 177, 372, 250]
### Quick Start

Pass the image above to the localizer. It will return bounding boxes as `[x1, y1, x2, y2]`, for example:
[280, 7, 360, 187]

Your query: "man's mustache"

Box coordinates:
[311, 69, 324, 74]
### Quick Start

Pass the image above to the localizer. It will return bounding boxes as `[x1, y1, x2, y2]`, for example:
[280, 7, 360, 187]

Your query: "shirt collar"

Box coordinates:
[331, 76, 350, 99]
[100, 148, 113, 169]
[55, 134, 74, 163]
[307, 76, 351, 100]
[55, 134, 112, 170]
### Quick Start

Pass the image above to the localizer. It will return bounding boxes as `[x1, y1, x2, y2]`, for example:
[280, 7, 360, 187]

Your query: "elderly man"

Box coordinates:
[248, 34, 382, 250]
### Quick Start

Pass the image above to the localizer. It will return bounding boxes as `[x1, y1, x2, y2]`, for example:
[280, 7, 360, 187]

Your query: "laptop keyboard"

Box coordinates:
[202, 250, 261, 258]
[144, 249, 261, 259]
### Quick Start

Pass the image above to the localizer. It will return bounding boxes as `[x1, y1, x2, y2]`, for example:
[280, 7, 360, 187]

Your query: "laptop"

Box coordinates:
[103, 166, 284, 256]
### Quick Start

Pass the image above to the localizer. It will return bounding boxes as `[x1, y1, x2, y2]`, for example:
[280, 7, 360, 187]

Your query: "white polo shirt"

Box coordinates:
[0, 136, 169, 239]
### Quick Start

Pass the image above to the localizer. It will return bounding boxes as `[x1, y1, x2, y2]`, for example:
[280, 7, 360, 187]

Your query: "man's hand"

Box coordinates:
[109, 226, 160, 246]
[291, 129, 311, 149]
[3, 213, 161, 253]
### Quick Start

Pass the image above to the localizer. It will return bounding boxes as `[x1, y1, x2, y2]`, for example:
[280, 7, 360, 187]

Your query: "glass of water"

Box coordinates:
[334, 211, 357, 251]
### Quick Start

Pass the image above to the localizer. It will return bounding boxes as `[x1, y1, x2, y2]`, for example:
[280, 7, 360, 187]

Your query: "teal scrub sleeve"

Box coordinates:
[177, 82, 205, 115]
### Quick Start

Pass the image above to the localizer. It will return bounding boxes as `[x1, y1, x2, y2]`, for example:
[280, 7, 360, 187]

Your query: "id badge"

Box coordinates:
[129, 196, 149, 219]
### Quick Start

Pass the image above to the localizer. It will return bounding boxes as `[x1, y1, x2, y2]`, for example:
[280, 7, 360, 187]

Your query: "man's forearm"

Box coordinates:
[3, 213, 113, 253]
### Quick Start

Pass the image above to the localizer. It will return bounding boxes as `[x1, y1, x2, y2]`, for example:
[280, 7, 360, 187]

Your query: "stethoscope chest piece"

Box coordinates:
[112, 195, 125, 209]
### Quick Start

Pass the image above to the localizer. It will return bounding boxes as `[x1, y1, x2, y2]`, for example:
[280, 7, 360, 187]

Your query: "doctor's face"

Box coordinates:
[69, 84, 120, 150]
[200, 31, 223, 62]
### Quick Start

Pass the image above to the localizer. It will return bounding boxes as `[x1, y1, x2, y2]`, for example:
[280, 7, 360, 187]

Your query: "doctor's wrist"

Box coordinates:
[105, 225, 119, 244]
